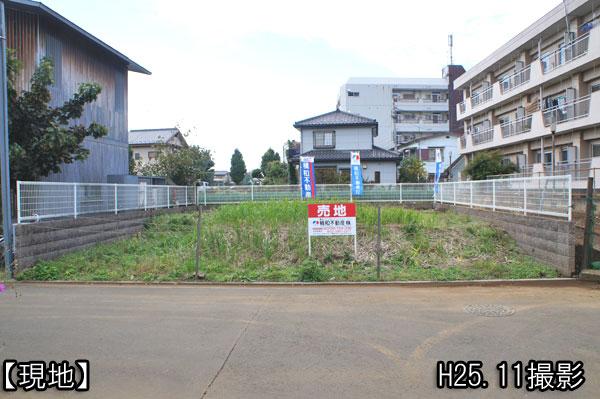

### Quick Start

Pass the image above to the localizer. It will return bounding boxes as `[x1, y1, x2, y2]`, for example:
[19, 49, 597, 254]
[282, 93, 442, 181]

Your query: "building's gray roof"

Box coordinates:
[9, 0, 150, 75]
[298, 147, 401, 163]
[345, 77, 448, 89]
[294, 109, 377, 129]
[129, 128, 181, 145]
[214, 171, 230, 176]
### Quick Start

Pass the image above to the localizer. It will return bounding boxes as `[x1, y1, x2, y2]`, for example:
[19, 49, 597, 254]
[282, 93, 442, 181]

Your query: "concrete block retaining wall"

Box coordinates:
[14, 207, 192, 270]
[437, 205, 576, 276]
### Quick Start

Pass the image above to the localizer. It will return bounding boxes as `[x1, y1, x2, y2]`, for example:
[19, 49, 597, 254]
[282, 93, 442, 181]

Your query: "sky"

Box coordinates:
[43, 0, 559, 170]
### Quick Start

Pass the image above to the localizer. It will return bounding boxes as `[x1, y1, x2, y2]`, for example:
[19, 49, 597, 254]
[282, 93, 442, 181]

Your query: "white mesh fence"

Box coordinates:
[17, 175, 572, 223]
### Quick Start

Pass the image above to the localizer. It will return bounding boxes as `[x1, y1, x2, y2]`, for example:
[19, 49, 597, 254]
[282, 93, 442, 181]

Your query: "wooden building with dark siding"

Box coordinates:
[5, 0, 150, 182]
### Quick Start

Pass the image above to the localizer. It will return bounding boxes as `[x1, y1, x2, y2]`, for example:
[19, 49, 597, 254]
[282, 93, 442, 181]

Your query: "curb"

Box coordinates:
[2, 278, 592, 289]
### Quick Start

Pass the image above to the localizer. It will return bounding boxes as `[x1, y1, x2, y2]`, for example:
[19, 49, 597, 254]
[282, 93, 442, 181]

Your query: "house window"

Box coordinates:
[428, 148, 443, 161]
[374, 171, 381, 183]
[148, 151, 159, 161]
[591, 143, 600, 158]
[313, 131, 335, 149]
[134, 152, 141, 160]
[347, 91, 360, 97]
[544, 152, 553, 165]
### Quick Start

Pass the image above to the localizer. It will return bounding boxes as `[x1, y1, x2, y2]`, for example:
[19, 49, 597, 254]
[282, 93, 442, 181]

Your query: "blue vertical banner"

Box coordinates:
[300, 156, 316, 199]
[350, 151, 363, 197]
[434, 148, 442, 194]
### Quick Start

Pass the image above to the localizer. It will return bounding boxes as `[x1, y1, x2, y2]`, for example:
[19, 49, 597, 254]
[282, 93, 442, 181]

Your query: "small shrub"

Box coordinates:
[298, 259, 330, 282]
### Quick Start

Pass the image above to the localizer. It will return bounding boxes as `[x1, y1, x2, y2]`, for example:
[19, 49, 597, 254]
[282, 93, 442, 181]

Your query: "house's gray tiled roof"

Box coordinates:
[298, 147, 401, 163]
[129, 128, 179, 145]
[294, 109, 377, 128]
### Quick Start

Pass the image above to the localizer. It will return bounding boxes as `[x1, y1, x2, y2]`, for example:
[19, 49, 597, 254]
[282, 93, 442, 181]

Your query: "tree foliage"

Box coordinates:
[463, 151, 518, 180]
[251, 168, 263, 179]
[263, 161, 288, 185]
[398, 156, 427, 183]
[128, 146, 136, 175]
[260, 148, 280, 173]
[230, 149, 247, 185]
[8, 53, 107, 184]
[137, 145, 214, 185]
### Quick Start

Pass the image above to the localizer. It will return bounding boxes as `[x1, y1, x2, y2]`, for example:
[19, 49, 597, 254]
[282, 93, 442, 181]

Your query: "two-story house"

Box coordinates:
[6, 0, 150, 183]
[292, 109, 401, 183]
[129, 127, 188, 167]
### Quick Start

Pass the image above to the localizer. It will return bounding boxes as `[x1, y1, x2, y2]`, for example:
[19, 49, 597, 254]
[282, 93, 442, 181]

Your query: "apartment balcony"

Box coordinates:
[499, 66, 531, 95]
[457, 25, 600, 122]
[459, 91, 600, 155]
[471, 128, 494, 146]
[470, 86, 493, 108]
[500, 115, 532, 138]
[393, 98, 448, 112]
[394, 121, 449, 133]
[542, 95, 591, 127]
[541, 32, 589, 74]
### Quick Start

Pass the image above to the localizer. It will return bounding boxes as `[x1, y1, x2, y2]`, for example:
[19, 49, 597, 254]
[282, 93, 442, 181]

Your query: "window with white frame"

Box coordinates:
[313, 131, 335, 149]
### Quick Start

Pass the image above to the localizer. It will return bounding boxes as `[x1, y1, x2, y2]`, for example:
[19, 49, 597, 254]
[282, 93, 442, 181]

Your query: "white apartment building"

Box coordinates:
[339, 69, 464, 179]
[456, 0, 600, 182]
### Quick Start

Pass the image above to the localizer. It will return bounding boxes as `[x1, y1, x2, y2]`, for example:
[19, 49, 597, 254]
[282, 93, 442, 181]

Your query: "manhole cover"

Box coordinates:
[464, 304, 515, 317]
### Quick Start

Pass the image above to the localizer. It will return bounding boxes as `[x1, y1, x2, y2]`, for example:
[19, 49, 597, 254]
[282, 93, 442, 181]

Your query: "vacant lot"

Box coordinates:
[17, 201, 558, 282]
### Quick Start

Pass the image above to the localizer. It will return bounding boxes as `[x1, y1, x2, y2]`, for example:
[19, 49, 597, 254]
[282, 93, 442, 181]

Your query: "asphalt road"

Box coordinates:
[0, 282, 599, 398]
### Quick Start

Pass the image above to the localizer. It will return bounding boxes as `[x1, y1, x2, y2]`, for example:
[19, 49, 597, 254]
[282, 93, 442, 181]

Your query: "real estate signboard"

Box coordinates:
[307, 203, 357, 255]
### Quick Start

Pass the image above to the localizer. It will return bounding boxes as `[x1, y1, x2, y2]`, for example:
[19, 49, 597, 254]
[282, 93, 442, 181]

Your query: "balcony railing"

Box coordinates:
[542, 95, 591, 126]
[397, 118, 448, 124]
[394, 97, 448, 104]
[499, 66, 531, 94]
[541, 32, 590, 74]
[458, 101, 466, 114]
[500, 115, 533, 138]
[471, 128, 494, 145]
[471, 86, 493, 108]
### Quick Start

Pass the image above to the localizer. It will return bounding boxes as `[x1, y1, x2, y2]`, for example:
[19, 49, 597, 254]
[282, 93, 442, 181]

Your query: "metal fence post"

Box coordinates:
[114, 184, 118, 214]
[492, 180, 496, 211]
[523, 180, 527, 215]
[167, 187, 170, 208]
[251, 183, 254, 201]
[568, 175, 572, 222]
[399, 184, 403, 203]
[185, 186, 188, 206]
[16, 181, 21, 224]
[204, 185, 207, 206]
[73, 183, 78, 219]
[453, 183, 456, 205]
[144, 185, 147, 211]
[470, 181, 473, 208]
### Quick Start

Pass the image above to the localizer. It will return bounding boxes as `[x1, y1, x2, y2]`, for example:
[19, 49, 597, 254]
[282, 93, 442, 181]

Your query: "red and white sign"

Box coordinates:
[307, 203, 356, 237]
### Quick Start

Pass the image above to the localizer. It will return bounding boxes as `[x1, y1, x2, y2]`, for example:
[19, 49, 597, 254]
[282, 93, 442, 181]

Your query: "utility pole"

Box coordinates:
[0, 1, 14, 276]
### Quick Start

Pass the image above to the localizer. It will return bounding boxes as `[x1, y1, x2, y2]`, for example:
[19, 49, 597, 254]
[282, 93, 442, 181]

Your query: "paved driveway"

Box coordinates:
[0, 282, 599, 398]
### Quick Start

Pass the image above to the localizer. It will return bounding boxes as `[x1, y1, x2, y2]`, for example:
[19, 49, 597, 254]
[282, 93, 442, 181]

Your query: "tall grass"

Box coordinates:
[16, 201, 559, 282]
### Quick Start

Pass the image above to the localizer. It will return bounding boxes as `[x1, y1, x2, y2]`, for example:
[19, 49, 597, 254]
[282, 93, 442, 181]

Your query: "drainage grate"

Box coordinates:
[464, 304, 516, 317]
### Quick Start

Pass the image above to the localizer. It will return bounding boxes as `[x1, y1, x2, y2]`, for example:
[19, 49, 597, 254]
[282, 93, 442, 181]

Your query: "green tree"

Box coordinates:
[263, 161, 288, 185]
[463, 151, 518, 180]
[288, 162, 298, 185]
[230, 149, 247, 185]
[137, 145, 214, 185]
[8, 53, 107, 185]
[398, 156, 427, 182]
[260, 148, 280, 173]
[251, 168, 263, 179]
[128, 146, 136, 175]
